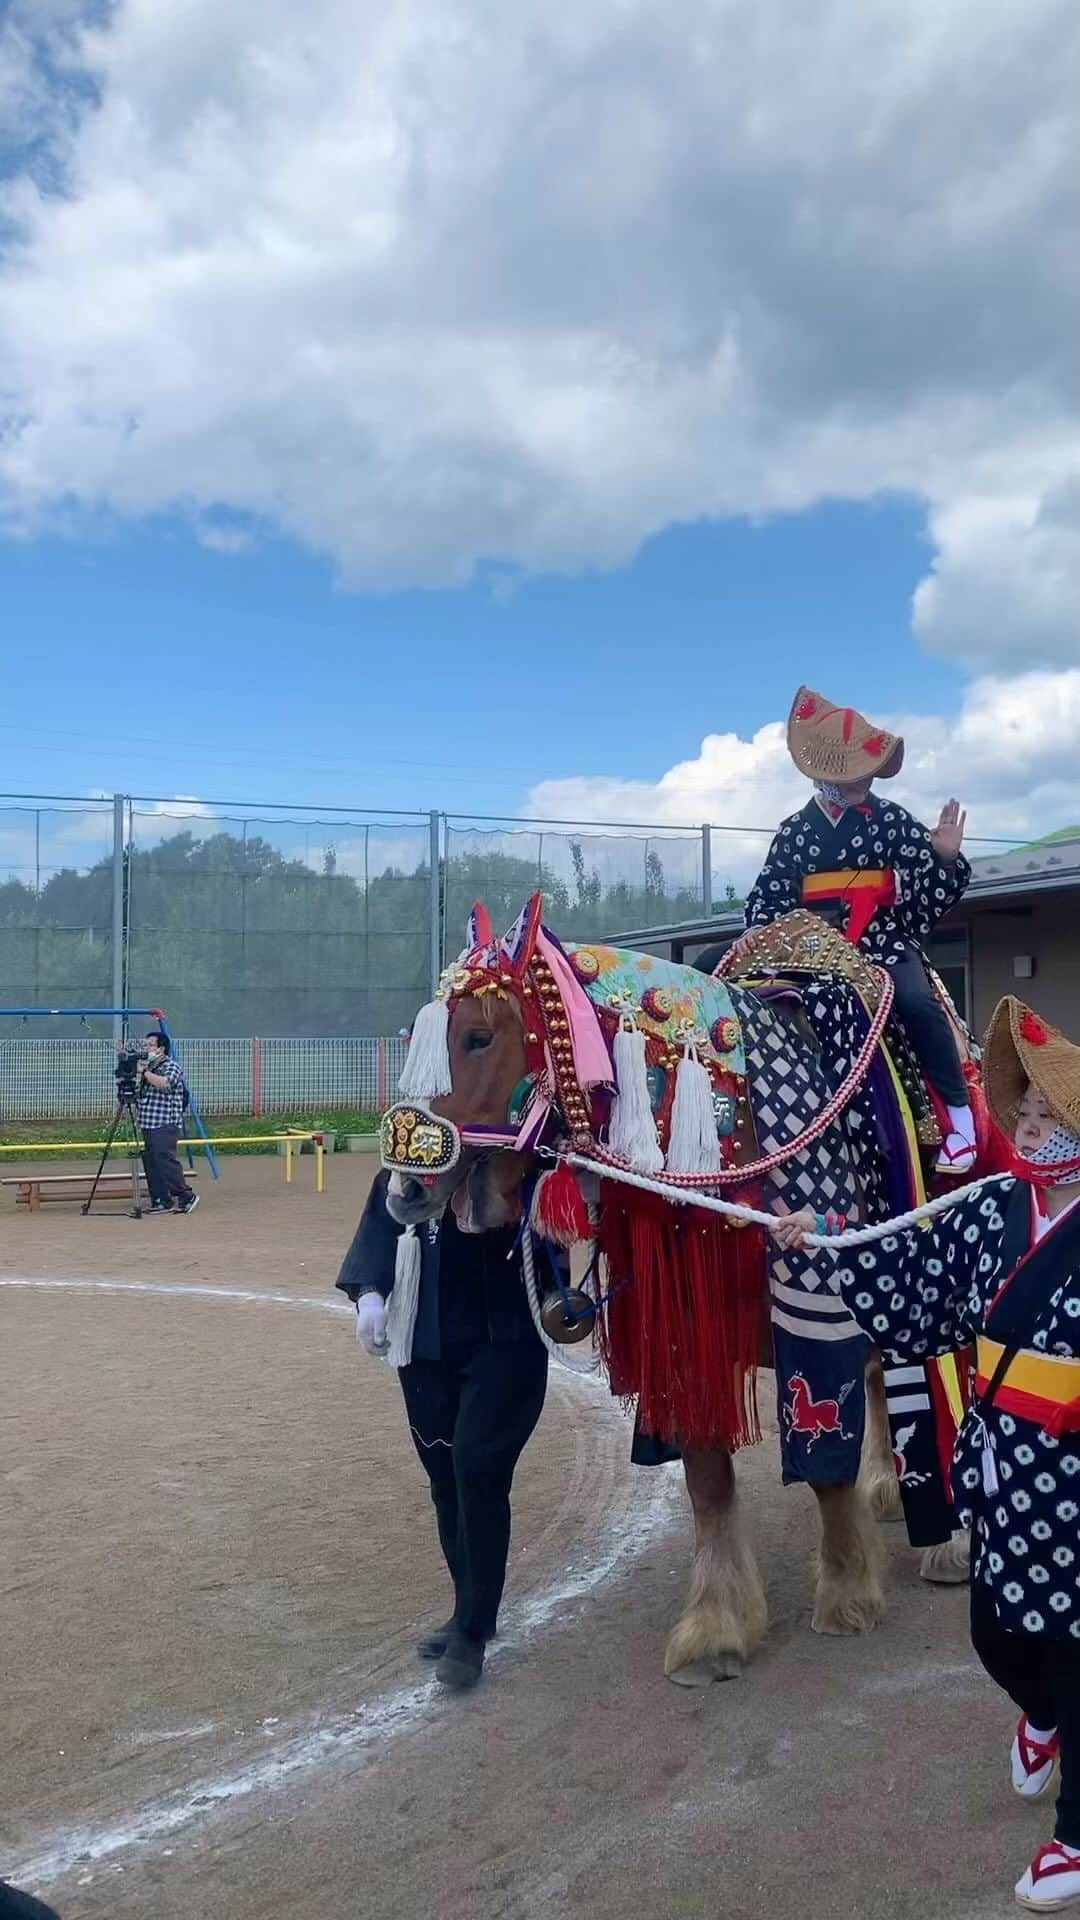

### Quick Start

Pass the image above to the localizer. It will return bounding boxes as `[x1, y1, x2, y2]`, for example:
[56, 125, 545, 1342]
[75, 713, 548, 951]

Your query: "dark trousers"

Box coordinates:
[890, 948, 969, 1108]
[142, 1127, 193, 1208]
[399, 1340, 548, 1644]
[971, 1578, 1080, 1846]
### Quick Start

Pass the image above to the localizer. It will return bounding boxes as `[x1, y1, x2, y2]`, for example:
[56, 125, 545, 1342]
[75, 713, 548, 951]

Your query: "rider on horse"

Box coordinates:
[745, 684, 977, 1175]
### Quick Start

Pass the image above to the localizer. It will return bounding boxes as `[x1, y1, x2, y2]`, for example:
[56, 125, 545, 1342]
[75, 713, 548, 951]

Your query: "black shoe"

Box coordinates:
[0, 1879, 63, 1918]
[417, 1617, 457, 1662]
[149, 1201, 174, 1214]
[178, 1193, 200, 1214]
[435, 1631, 485, 1691]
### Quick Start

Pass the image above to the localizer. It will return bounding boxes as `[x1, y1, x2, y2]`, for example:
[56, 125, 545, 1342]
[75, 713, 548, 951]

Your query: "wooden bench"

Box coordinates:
[1, 1170, 197, 1213]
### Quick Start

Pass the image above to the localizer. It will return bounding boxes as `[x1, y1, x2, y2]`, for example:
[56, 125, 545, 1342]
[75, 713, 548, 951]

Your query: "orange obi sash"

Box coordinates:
[801, 867, 897, 946]
[976, 1335, 1080, 1437]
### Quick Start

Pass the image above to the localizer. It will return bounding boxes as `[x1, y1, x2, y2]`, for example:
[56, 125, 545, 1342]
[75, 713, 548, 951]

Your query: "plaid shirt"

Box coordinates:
[137, 1057, 186, 1130]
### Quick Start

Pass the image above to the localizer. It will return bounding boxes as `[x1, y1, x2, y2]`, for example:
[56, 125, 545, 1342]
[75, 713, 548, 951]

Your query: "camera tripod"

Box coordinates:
[82, 1091, 147, 1218]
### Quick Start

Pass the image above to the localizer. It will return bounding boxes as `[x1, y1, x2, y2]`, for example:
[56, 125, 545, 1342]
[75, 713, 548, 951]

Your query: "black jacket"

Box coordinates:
[336, 1172, 542, 1362]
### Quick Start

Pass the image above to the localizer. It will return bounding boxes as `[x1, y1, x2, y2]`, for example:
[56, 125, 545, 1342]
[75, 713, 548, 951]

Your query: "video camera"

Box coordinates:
[115, 1043, 150, 1101]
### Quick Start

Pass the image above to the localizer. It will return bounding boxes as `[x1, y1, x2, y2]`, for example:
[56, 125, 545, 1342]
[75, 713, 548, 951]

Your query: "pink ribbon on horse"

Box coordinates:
[534, 927, 613, 1091]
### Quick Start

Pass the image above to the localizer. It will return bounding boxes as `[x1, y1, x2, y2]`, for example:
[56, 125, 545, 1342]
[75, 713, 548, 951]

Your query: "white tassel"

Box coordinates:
[384, 1226, 422, 1367]
[608, 1018, 663, 1172]
[398, 997, 452, 1099]
[667, 1045, 722, 1175]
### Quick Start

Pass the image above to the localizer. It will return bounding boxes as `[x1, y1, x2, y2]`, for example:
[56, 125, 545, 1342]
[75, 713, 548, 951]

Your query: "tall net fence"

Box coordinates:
[0, 792, 767, 1119]
[0, 801, 116, 1030]
[126, 805, 432, 1038]
[442, 820, 708, 950]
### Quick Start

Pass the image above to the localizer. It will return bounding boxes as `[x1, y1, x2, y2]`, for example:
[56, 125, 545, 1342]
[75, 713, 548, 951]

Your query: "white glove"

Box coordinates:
[355, 1293, 389, 1357]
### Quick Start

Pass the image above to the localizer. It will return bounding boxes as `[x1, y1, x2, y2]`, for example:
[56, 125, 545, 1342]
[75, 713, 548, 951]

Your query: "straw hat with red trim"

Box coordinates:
[786, 686, 905, 784]
[984, 996, 1080, 1137]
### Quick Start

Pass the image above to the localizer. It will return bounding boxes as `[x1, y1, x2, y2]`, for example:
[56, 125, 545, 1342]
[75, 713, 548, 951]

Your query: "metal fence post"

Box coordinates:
[112, 795, 125, 1044]
[701, 825, 713, 916]
[429, 811, 441, 997]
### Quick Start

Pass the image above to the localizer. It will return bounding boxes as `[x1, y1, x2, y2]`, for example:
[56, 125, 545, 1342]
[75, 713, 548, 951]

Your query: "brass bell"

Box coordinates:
[540, 1288, 596, 1344]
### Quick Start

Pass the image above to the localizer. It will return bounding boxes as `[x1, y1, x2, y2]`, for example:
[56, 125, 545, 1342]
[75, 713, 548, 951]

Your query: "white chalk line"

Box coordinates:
[0, 1276, 353, 1313]
[5, 1272, 678, 1891]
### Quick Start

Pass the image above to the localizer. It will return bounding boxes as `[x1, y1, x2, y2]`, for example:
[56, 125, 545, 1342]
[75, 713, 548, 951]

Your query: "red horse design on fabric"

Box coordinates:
[783, 1373, 856, 1448]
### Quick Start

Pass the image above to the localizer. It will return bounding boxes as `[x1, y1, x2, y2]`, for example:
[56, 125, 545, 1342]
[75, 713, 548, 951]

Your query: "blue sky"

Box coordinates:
[0, 0, 1075, 862]
[1, 497, 963, 820]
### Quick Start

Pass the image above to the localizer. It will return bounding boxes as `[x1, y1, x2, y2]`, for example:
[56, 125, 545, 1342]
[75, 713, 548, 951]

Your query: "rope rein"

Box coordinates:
[563, 1151, 1008, 1251]
[520, 1223, 599, 1373]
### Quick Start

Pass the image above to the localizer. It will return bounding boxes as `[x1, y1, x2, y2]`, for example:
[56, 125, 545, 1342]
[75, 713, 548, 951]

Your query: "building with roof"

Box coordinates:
[616, 831, 1080, 1041]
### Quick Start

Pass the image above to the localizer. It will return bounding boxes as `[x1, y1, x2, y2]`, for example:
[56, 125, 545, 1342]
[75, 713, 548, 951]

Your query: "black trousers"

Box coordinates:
[889, 949, 969, 1108]
[971, 1578, 1080, 1846]
[142, 1127, 194, 1208]
[399, 1340, 548, 1644]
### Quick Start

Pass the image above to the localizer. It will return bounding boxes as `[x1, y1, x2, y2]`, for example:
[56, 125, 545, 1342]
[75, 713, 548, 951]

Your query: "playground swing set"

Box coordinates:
[0, 1005, 327, 1215]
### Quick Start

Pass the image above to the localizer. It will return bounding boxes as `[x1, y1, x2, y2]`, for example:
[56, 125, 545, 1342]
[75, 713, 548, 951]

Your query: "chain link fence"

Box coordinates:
[0, 1035, 409, 1122]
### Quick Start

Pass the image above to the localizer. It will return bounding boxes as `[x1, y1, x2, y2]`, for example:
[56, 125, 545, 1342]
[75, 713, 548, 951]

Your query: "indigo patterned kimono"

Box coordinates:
[745, 796, 969, 963]
[831, 1175, 1080, 1639]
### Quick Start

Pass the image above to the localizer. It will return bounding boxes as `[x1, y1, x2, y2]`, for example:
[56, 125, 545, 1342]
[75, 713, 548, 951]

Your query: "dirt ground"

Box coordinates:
[0, 1154, 1048, 1920]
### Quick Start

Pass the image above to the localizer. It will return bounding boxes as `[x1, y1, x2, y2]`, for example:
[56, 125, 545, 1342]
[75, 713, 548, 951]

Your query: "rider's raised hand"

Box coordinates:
[355, 1292, 389, 1357]
[931, 798, 967, 861]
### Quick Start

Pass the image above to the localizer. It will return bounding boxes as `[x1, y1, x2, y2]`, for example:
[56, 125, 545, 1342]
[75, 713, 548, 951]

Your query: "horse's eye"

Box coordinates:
[463, 1029, 494, 1053]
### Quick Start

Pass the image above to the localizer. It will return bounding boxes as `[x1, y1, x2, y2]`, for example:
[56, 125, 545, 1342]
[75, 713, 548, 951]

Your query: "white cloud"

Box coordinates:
[0, 0, 1076, 665]
[526, 670, 1080, 888]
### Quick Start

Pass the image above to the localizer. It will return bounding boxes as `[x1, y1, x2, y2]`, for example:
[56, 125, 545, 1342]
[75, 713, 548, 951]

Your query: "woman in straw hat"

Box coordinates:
[772, 997, 1080, 1912]
[746, 686, 976, 1174]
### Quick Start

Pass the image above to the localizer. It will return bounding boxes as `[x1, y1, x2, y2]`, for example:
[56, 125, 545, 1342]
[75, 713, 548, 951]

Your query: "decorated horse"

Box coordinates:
[378, 894, 987, 1685]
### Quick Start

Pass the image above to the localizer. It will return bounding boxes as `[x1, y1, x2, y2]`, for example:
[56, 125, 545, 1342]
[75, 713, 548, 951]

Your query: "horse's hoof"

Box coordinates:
[811, 1594, 885, 1637]
[919, 1536, 971, 1586]
[667, 1653, 744, 1687]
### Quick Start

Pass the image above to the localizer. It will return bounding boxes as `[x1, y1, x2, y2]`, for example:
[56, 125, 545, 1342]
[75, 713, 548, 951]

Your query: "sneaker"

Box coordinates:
[1016, 1840, 1080, 1911]
[1012, 1718, 1061, 1801]
[149, 1201, 174, 1214]
[178, 1193, 200, 1215]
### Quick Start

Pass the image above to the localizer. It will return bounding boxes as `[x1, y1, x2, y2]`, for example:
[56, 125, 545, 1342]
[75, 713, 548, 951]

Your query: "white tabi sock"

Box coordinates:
[946, 1104, 976, 1146]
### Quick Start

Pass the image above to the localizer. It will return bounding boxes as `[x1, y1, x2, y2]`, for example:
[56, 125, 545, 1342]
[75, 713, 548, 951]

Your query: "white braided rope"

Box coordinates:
[520, 1223, 600, 1373]
[565, 1151, 1009, 1251]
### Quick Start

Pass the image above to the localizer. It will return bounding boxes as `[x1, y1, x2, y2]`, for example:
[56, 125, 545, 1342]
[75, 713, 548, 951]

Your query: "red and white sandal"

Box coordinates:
[1016, 1840, 1080, 1911]
[1012, 1717, 1061, 1801]
[935, 1132, 978, 1176]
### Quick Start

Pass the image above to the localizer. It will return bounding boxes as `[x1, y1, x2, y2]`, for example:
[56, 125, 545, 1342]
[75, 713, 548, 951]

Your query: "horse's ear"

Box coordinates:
[500, 891, 544, 978]
[466, 901, 494, 951]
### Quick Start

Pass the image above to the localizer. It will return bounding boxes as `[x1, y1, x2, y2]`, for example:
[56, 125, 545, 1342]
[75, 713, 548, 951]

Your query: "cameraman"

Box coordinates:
[136, 1032, 198, 1215]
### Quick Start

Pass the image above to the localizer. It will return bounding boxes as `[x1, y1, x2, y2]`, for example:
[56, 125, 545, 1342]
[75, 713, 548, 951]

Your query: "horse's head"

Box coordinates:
[384, 897, 547, 1234]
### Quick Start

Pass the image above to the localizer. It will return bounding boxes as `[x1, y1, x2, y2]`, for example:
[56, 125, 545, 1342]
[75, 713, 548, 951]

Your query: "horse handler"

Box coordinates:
[772, 996, 1080, 1913]
[337, 1170, 548, 1691]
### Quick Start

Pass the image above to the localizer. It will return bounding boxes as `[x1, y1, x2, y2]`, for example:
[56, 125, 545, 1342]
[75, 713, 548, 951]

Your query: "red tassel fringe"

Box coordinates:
[531, 1160, 594, 1249]
[597, 1185, 766, 1450]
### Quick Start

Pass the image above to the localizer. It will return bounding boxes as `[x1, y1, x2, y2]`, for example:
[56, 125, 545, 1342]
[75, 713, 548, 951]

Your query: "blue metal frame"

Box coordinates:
[0, 1004, 221, 1181]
